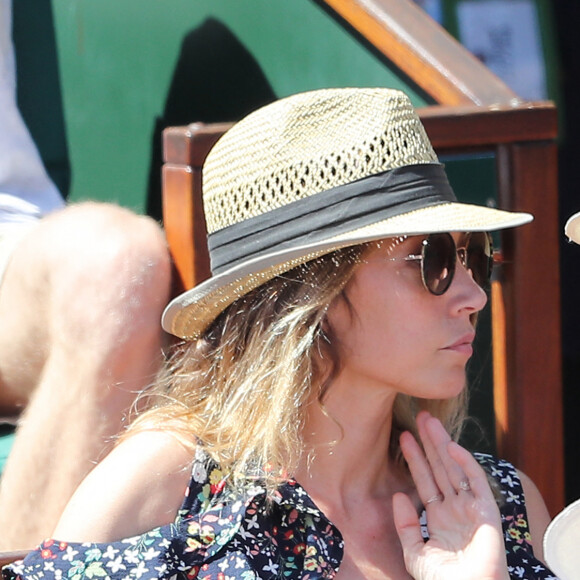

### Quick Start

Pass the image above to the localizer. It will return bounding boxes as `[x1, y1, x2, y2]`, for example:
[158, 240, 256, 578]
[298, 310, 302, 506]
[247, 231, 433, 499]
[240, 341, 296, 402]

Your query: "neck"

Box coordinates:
[295, 373, 408, 509]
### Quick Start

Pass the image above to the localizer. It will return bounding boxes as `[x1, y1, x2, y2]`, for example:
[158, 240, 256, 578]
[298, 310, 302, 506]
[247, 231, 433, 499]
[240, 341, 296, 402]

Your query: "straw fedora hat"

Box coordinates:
[162, 87, 533, 339]
[565, 211, 580, 244]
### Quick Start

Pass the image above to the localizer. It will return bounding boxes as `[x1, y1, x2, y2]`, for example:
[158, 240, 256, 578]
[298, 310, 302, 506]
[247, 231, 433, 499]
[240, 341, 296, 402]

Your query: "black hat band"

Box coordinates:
[208, 163, 456, 275]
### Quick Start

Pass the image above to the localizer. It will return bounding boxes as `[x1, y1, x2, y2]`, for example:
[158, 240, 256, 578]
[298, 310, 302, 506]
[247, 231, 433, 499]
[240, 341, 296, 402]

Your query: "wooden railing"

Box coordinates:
[162, 0, 564, 516]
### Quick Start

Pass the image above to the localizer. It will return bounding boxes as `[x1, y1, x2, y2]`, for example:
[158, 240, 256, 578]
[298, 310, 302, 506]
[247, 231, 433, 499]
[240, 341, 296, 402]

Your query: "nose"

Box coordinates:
[448, 259, 488, 315]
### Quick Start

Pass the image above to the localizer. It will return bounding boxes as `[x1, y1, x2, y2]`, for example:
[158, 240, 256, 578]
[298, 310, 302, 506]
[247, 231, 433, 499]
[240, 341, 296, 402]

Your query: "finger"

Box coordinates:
[422, 414, 470, 494]
[447, 441, 496, 501]
[416, 411, 457, 496]
[399, 430, 441, 506]
[393, 491, 426, 566]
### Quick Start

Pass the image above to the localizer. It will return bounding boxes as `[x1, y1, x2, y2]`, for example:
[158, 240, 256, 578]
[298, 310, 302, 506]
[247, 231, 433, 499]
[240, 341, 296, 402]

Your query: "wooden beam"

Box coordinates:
[495, 141, 564, 516]
[163, 123, 233, 167]
[320, 0, 519, 105]
[419, 102, 558, 148]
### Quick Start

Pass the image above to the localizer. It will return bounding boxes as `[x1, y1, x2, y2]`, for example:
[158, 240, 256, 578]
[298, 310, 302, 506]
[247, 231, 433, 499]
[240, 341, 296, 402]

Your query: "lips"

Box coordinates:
[443, 332, 476, 355]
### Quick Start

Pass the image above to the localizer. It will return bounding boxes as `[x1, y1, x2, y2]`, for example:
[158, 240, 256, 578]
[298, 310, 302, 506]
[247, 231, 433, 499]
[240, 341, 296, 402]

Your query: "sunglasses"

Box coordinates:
[393, 232, 494, 296]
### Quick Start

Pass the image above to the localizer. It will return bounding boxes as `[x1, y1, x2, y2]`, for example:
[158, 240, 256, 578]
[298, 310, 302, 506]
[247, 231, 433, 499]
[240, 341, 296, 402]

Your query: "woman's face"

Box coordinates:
[325, 233, 488, 400]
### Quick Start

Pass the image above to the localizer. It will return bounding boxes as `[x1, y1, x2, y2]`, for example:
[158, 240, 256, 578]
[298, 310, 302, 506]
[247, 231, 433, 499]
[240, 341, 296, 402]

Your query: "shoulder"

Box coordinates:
[53, 429, 194, 543]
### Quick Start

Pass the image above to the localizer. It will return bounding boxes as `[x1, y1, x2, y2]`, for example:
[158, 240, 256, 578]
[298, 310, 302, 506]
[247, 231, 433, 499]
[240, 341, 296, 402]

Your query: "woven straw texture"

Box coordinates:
[163, 87, 533, 339]
[203, 88, 438, 234]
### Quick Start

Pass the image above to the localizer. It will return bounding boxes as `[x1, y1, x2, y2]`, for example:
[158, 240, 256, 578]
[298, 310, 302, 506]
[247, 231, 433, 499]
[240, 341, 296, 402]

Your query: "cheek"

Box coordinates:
[326, 279, 401, 356]
[326, 264, 434, 358]
[348, 273, 415, 336]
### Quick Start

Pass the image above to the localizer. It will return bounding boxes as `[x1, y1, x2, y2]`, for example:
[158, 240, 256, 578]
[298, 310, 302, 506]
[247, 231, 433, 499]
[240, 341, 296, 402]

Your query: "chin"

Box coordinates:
[424, 374, 467, 400]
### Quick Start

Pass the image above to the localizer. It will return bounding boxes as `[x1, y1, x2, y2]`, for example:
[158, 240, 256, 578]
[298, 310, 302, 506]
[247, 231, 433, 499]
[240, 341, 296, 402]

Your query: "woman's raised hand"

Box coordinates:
[393, 411, 509, 580]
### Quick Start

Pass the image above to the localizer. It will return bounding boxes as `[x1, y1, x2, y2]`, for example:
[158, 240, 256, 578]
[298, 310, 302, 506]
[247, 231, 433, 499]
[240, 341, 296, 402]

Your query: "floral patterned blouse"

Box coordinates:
[2, 450, 558, 580]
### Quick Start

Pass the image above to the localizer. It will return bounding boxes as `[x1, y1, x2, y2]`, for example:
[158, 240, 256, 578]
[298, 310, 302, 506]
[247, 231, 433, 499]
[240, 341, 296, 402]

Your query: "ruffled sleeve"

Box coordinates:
[2, 450, 343, 580]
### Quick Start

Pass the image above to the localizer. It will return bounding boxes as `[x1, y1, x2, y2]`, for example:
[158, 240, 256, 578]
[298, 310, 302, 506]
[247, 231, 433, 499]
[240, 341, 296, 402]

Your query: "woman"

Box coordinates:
[4, 88, 557, 579]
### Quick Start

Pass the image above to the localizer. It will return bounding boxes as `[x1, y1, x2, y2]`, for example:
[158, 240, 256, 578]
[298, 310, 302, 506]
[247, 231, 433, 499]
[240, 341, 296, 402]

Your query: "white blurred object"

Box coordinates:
[565, 211, 580, 244]
[456, 0, 547, 101]
[543, 498, 580, 579]
[0, 0, 64, 223]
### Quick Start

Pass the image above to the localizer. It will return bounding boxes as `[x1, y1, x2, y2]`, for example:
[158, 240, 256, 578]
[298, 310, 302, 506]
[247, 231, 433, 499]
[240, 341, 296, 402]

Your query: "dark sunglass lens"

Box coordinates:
[423, 233, 456, 295]
[466, 232, 493, 288]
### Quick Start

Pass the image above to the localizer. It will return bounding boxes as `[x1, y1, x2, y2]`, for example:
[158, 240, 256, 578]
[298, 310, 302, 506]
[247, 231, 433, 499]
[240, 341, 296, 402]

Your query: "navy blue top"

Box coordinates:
[3, 451, 558, 579]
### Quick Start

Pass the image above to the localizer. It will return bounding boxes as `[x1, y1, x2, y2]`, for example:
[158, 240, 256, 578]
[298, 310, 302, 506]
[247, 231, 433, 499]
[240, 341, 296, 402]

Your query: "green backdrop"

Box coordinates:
[15, 0, 428, 213]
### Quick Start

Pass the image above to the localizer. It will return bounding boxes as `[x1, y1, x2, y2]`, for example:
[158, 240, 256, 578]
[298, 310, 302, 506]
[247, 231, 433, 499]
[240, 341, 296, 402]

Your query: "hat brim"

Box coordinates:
[163, 201, 532, 339]
[543, 498, 580, 578]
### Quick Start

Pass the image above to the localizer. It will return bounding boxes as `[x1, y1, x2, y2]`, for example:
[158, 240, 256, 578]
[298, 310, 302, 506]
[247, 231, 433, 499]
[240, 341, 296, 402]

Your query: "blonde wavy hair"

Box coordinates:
[129, 243, 467, 489]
